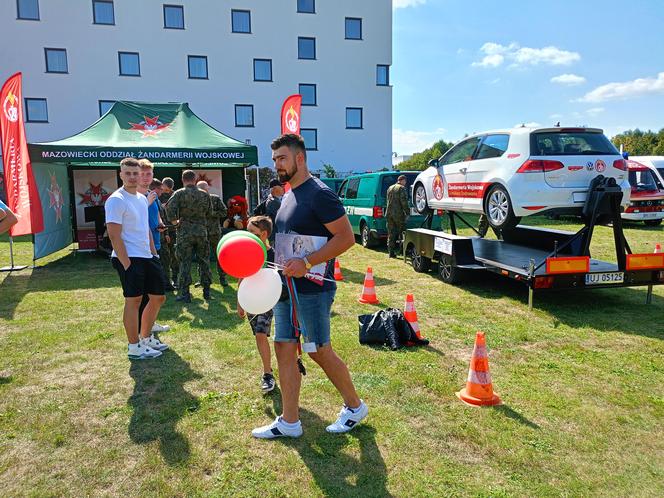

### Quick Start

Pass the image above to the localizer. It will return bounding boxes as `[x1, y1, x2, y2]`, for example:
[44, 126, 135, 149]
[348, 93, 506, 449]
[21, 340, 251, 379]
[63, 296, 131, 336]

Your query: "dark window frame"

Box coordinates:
[297, 0, 315, 14]
[231, 9, 251, 33]
[299, 83, 317, 106]
[92, 0, 115, 25]
[17, 0, 40, 20]
[376, 64, 389, 86]
[346, 107, 363, 129]
[98, 100, 115, 116]
[118, 51, 141, 77]
[234, 104, 254, 128]
[345, 17, 362, 40]
[44, 48, 68, 74]
[298, 37, 316, 60]
[300, 128, 318, 151]
[24, 98, 48, 123]
[163, 4, 185, 29]
[188, 55, 208, 79]
[253, 58, 272, 82]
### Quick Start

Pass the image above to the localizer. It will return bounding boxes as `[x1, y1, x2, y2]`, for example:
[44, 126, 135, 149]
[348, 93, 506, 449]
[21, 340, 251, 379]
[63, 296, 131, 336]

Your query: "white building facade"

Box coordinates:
[0, 0, 392, 171]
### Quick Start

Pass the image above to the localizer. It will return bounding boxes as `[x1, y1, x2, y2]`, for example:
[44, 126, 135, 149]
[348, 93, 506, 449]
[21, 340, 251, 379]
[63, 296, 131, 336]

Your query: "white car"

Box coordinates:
[412, 126, 630, 229]
[628, 156, 664, 188]
[621, 159, 664, 226]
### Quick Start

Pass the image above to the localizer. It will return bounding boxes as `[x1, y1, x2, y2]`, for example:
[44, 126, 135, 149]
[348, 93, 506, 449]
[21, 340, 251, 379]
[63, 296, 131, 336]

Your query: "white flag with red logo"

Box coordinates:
[0, 72, 44, 236]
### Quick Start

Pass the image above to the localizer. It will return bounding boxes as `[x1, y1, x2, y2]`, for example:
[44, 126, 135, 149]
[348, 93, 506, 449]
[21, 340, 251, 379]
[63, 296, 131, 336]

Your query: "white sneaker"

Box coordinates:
[326, 400, 369, 433]
[151, 323, 170, 333]
[251, 416, 303, 439]
[127, 342, 162, 360]
[141, 335, 169, 352]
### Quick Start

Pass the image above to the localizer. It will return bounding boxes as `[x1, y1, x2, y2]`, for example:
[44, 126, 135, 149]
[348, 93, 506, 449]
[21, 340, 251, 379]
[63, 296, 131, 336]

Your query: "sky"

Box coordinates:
[392, 0, 664, 155]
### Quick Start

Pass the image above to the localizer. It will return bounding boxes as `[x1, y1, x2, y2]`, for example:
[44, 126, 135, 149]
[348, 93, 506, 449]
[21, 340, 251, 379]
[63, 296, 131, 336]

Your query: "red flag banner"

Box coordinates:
[280, 94, 302, 135]
[0, 72, 43, 236]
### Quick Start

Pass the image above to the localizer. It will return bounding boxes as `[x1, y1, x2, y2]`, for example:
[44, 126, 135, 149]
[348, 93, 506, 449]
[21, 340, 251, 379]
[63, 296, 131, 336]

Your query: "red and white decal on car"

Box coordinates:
[447, 182, 490, 198]
[595, 159, 606, 172]
[432, 175, 445, 200]
[568, 165, 583, 171]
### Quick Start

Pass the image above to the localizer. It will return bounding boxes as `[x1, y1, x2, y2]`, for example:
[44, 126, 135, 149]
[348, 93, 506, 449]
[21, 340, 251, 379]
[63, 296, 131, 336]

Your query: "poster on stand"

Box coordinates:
[72, 169, 117, 250]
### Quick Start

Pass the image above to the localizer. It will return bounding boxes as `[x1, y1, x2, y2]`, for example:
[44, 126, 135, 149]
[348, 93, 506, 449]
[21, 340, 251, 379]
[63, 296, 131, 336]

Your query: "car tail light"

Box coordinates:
[517, 159, 565, 173]
[373, 206, 384, 218]
[534, 276, 555, 289]
[613, 159, 628, 171]
[436, 209, 444, 216]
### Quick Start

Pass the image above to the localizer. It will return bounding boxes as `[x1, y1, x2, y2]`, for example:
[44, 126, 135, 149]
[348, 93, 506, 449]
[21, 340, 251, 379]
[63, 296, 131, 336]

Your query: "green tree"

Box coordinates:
[322, 164, 336, 178]
[397, 139, 454, 171]
[611, 128, 664, 155]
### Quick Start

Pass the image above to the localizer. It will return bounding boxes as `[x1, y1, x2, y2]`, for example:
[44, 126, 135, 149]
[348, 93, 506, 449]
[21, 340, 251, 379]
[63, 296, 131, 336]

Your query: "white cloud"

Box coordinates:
[551, 73, 586, 86]
[393, 0, 427, 8]
[472, 42, 580, 68]
[513, 122, 542, 128]
[549, 113, 563, 119]
[577, 72, 664, 103]
[393, 128, 447, 155]
[585, 107, 604, 116]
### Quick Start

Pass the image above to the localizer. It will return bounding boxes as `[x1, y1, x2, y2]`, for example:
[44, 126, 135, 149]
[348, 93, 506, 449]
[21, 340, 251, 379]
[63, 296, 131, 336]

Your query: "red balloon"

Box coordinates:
[217, 237, 266, 278]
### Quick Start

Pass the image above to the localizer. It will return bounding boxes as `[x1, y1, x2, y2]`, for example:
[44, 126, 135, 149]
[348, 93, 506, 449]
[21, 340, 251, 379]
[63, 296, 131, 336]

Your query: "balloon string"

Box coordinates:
[266, 261, 337, 283]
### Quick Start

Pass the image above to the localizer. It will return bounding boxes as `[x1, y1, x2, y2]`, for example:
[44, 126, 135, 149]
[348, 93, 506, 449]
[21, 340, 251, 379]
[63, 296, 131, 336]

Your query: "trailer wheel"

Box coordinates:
[409, 246, 431, 273]
[438, 254, 462, 284]
[644, 219, 662, 226]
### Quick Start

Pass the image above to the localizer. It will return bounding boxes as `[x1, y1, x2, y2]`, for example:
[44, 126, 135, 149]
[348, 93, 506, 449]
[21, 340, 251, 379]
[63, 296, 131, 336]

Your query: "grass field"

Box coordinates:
[1, 218, 663, 497]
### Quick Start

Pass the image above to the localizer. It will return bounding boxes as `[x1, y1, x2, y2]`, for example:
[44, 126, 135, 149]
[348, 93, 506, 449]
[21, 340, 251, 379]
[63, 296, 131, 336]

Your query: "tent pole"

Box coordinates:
[0, 236, 28, 272]
[256, 167, 260, 206]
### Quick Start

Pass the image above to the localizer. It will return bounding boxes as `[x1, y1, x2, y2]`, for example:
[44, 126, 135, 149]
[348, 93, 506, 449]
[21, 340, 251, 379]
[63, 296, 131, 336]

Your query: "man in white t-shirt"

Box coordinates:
[105, 158, 168, 360]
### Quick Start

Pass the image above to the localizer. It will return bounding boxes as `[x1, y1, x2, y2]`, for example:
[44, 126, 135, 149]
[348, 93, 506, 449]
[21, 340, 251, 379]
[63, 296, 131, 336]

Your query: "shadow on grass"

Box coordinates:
[493, 404, 540, 429]
[157, 285, 244, 330]
[128, 350, 202, 466]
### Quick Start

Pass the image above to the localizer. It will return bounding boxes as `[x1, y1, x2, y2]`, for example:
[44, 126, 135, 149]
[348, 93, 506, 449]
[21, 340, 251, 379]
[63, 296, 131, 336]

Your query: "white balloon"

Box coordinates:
[238, 268, 283, 315]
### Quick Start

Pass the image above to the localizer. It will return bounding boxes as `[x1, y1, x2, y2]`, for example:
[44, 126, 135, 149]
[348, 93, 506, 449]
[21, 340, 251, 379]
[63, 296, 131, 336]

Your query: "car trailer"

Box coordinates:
[403, 176, 664, 309]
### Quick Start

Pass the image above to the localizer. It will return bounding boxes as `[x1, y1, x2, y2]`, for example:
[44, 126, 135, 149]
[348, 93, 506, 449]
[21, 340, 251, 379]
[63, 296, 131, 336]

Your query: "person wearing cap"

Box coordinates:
[254, 178, 285, 243]
[385, 174, 410, 258]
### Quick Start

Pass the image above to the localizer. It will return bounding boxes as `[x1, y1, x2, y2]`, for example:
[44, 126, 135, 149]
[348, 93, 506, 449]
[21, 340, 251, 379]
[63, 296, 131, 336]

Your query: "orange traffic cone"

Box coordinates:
[456, 331, 501, 407]
[404, 294, 424, 340]
[334, 259, 344, 281]
[655, 243, 662, 254]
[358, 267, 379, 304]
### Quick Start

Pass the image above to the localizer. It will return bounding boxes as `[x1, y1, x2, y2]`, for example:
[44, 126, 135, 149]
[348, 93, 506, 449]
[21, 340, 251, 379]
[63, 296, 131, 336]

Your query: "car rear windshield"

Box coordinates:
[530, 131, 619, 156]
[380, 173, 418, 200]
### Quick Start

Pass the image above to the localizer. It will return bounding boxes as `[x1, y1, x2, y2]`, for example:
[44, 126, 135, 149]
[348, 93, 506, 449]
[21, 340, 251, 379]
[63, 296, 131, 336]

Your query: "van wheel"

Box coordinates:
[414, 183, 432, 215]
[645, 219, 662, 226]
[409, 246, 431, 273]
[438, 254, 462, 284]
[360, 223, 377, 248]
[486, 184, 520, 230]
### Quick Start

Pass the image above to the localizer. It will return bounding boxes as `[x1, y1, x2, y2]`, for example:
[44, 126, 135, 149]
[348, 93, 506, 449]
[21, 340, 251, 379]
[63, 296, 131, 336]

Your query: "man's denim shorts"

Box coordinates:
[273, 289, 335, 347]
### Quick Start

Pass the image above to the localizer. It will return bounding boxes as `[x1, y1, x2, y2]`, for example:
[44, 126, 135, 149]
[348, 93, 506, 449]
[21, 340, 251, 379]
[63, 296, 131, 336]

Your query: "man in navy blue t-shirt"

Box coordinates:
[252, 134, 369, 439]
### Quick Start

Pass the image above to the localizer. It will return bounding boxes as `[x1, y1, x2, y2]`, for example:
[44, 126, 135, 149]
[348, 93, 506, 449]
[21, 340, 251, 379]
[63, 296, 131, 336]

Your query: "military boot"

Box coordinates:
[176, 287, 192, 303]
[203, 285, 212, 301]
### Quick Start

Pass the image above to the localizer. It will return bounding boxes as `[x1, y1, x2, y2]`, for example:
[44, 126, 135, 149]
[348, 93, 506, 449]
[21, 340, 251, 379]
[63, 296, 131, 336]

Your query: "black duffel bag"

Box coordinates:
[358, 308, 429, 350]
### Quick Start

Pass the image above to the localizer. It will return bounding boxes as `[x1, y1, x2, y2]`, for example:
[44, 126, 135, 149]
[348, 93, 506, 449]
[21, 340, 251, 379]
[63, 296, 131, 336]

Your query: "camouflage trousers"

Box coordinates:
[202, 231, 225, 281]
[159, 237, 179, 283]
[386, 216, 406, 254]
[176, 235, 212, 289]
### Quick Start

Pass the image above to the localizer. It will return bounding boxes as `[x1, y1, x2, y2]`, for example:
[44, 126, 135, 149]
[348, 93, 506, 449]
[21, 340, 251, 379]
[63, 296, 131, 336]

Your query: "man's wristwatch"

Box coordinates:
[303, 256, 313, 270]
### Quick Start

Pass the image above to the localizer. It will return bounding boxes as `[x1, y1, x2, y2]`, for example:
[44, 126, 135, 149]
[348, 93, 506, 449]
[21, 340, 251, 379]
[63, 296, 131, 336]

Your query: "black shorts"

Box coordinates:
[112, 257, 166, 298]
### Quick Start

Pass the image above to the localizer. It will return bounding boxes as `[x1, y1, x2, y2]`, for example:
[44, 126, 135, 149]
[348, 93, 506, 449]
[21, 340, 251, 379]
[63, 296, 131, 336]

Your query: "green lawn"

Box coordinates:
[1, 219, 663, 497]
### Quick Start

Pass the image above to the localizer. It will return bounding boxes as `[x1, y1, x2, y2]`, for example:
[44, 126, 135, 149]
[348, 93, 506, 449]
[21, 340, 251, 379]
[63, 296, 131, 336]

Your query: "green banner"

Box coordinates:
[33, 162, 73, 259]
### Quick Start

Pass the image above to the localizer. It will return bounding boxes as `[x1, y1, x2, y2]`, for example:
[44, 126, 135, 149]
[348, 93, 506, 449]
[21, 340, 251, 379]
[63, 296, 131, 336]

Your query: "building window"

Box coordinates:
[297, 0, 315, 13]
[299, 84, 316, 106]
[377, 65, 389, 86]
[346, 107, 363, 129]
[92, 0, 114, 25]
[45, 48, 68, 73]
[231, 9, 251, 33]
[298, 37, 316, 60]
[25, 98, 48, 122]
[99, 100, 115, 116]
[17, 0, 39, 20]
[235, 105, 254, 127]
[163, 4, 184, 29]
[301, 128, 317, 150]
[253, 59, 272, 82]
[118, 52, 140, 76]
[345, 18, 362, 40]
[188, 55, 208, 79]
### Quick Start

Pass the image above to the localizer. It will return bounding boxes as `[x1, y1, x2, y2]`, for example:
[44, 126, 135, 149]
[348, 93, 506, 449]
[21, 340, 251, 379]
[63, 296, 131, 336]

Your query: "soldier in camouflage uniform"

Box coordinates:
[166, 170, 213, 302]
[158, 177, 179, 288]
[385, 174, 410, 258]
[197, 181, 229, 287]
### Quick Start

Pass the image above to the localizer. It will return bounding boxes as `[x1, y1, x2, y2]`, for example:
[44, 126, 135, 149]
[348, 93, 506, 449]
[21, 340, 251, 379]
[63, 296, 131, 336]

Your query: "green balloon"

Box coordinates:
[217, 230, 267, 260]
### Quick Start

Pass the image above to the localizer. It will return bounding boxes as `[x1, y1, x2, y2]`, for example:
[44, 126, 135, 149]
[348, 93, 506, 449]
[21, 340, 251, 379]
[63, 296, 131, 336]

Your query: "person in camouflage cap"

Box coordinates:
[167, 170, 213, 302]
[385, 174, 410, 258]
[197, 180, 228, 287]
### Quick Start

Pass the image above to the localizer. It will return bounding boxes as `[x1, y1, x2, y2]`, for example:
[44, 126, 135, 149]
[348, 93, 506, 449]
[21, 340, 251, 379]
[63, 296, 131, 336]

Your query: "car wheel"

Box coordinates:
[408, 246, 431, 273]
[438, 254, 462, 284]
[414, 183, 432, 215]
[644, 219, 663, 226]
[485, 184, 520, 230]
[360, 222, 377, 248]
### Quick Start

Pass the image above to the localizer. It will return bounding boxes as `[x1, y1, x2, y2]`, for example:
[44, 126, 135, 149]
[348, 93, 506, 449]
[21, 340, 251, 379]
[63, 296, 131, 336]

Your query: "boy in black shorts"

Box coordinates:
[237, 216, 276, 393]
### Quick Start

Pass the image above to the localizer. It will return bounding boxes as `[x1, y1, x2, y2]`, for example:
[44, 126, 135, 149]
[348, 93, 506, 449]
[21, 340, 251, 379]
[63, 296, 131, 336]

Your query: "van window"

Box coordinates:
[337, 179, 348, 199]
[357, 177, 374, 198]
[345, 178, 360, 199]
[380, 173, 418, 200]
[476, 134, 509, 159]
